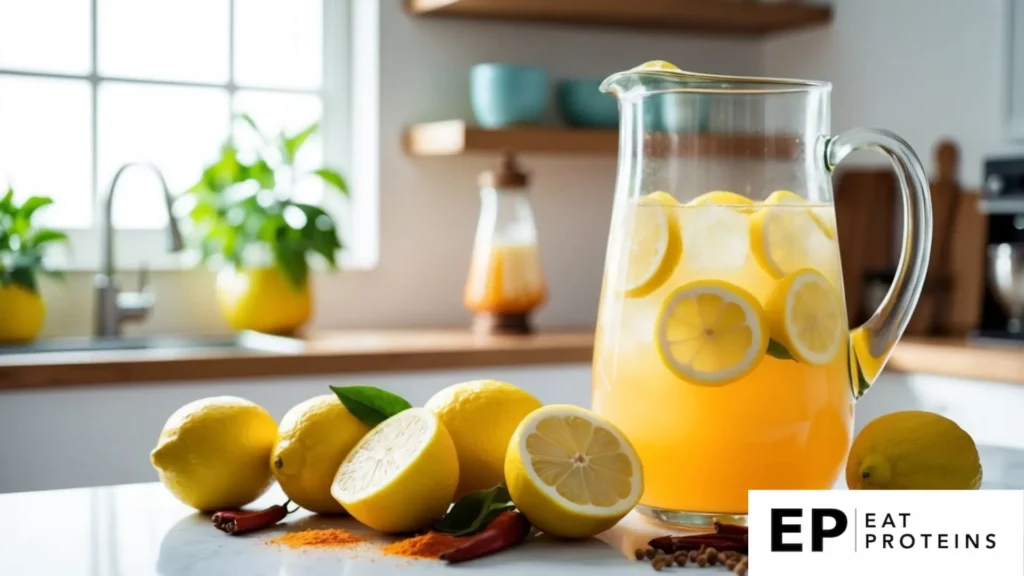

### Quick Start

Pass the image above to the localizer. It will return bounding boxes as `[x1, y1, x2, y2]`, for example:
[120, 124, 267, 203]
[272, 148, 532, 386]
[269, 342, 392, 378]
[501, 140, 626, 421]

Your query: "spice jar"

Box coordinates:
[464, 152, 546, 334]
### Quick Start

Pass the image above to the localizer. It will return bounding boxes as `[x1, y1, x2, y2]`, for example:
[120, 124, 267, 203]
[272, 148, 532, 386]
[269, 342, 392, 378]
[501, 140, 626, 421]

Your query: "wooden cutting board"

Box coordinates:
[833, 169, 897, 326]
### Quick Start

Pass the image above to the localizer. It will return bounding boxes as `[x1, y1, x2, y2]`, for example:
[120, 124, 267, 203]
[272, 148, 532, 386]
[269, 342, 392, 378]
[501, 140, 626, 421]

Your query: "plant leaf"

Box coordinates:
[281, 122, 319, 164]
[17, 196, 53, 221]
[9, 266, 37, 293]
[766, 339, 795, 361]
[329, 385, 412, 427]
[434, 484, 515, 536]
[27, 229, 68, 249]
[312, 168, 349, 196]
[0, 187, 13, 213]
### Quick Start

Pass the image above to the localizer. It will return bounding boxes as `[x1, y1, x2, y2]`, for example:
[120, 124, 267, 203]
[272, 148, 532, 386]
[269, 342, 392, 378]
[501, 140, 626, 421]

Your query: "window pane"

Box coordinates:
[98, 0, 229, 83]
[0, 76, 92, 227]
[98, 82, 229, 229]
[234, 0, 322, 90]
[234, 90, 323, 203]
[0, 0, 91, 74]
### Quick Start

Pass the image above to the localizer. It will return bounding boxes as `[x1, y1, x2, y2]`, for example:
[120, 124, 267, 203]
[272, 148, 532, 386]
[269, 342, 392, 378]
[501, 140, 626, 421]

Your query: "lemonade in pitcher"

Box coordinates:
[592, 62, 931, 526]
[592, 190, 853, 518]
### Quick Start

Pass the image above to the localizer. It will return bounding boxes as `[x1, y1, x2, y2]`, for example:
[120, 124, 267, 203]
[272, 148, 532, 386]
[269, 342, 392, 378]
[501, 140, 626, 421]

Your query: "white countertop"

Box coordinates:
[4, 445, 1024, 576]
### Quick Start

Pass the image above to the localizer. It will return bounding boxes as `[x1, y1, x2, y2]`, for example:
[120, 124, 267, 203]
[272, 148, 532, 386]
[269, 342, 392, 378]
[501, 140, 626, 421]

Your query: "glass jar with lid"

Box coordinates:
[464, 152, 547, 334]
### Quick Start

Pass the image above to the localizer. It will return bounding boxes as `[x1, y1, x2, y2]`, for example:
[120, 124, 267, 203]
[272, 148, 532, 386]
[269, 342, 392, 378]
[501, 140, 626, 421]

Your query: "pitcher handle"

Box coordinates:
[824, 128, 933, 398]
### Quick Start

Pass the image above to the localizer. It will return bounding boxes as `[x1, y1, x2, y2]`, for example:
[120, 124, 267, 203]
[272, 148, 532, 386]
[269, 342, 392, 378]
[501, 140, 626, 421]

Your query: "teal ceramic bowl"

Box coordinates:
[557, 79, 618, 128]
[471, 63, 549, 128]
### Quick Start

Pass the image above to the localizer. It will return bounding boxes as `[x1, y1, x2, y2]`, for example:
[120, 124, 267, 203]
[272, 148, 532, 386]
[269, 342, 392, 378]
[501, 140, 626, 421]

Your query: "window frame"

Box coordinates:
[0, 0, 375, 272]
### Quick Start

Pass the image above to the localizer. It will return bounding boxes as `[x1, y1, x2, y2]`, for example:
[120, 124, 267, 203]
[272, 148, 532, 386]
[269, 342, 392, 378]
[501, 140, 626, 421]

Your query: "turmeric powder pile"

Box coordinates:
[381, 531, 466, 559]
[268, 528, 366, 549]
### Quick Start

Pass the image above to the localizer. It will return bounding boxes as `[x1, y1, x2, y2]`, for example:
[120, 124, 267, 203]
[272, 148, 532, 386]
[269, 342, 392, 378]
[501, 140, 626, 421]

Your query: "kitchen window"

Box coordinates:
[0, 0, 371, 270]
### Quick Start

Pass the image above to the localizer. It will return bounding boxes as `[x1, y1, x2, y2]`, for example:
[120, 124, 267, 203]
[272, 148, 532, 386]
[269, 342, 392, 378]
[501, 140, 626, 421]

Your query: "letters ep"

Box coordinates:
[771, 508, 849, 552]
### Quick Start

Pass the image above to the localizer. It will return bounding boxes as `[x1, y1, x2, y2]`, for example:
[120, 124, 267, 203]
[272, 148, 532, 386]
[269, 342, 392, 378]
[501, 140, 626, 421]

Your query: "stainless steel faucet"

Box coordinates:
[95, 163, 184, 337]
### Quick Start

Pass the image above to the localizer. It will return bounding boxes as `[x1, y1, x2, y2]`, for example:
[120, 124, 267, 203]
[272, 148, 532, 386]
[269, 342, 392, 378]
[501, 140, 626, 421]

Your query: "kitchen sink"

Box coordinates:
[0, 331, 305, 356]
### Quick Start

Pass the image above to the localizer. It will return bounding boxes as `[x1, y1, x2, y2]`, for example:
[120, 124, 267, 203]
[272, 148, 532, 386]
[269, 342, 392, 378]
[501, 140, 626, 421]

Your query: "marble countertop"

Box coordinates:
[3, 445, 1024, 576]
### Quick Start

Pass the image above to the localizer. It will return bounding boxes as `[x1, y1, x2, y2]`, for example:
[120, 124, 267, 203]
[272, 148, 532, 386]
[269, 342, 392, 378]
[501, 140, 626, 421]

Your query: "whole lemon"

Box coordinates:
[216, 267, 311, 335]
[0, 283, 45, 342]
[151, 396, 277, 511]
[425, 380, 541, 497]
[847, 411, 982, 490]
[272, 394, 371, 514]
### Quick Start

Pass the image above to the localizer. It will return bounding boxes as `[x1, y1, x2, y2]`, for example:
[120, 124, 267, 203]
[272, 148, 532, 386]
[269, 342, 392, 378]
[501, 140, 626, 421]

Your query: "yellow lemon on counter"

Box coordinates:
[331, 408, 459, 533]
[505, 405, 643, 539]
[271, 394, 372, 514]
[426, 380, 542, 497]
[847, 411, 982, 490]
[151, 396, 278, 511]
[216, 267, 312, 335]
[0, 284, 45, 342]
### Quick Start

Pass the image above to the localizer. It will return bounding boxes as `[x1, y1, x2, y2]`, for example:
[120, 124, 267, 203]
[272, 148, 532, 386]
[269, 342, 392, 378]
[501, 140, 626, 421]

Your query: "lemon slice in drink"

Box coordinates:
[764, 190, 836, 239]
[505, 404, 643, 539]
[621, 191, 682, 297]
[635, 60, 681, 72]
[688, 190, 756, 213]
[654, 280, 768, 385]
[331, 408, 459, 533]
[766, 269, 844, 366]
[750, 197, 835, 280]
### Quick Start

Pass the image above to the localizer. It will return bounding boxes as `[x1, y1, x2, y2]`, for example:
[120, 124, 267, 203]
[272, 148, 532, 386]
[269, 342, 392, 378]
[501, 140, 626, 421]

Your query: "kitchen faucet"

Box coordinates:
[95, 163, 184, 338]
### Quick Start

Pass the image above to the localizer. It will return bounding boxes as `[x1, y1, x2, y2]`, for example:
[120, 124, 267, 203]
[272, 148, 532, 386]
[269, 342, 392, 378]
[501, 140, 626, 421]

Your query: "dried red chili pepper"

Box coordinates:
[440, 510, 530, 563]
[212, 502, 291, 535]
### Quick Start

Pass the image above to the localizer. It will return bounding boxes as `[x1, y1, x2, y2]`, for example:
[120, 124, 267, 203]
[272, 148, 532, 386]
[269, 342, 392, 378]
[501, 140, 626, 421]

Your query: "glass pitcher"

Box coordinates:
[591, 62, 932, 527]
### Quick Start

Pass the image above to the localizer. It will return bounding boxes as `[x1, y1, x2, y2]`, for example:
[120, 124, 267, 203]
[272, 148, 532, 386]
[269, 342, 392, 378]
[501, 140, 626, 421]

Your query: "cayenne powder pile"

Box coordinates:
[268, 528, 366, 549]
[381, 531, 467, 559]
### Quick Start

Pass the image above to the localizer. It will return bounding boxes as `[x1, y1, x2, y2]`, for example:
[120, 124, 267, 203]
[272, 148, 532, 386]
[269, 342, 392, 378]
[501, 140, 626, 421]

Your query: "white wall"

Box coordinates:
[764, 0, 1017, 187]
[36, 0, 762, 338]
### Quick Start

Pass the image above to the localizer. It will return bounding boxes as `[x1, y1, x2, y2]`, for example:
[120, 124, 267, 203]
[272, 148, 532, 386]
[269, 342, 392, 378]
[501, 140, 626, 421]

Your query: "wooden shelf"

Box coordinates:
[404, 120, 800, 159]
[407, 0, 832, 36]
[404, 120, 617, 156]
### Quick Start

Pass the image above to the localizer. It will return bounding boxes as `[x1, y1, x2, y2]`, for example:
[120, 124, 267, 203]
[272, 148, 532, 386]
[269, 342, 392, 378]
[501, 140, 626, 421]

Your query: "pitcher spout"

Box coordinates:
[600, 60, 830, 100]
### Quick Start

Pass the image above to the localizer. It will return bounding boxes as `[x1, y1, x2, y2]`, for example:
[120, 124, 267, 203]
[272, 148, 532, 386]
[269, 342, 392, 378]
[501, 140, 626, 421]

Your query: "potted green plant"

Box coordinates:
[0, 189, 67, 342]
[180, 117, 348, 335]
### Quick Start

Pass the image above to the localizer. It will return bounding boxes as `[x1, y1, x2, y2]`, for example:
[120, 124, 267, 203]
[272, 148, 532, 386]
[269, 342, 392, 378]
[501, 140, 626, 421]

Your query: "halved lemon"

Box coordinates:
[766, 269, 844, 366]
[635, 60, 681, 72]
[621, 192, 682, 297]
[688, 190, 756, 213]
[750, 198, 836, 280]
[654, 280, 768, 385]
[505, 404, 643, 539]
[764, 189, 837, 239]
[331, 408, 459, 533]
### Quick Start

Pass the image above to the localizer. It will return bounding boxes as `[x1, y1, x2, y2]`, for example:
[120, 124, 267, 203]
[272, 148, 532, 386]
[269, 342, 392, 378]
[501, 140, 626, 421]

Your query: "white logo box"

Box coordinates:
[748, 490, 1024, 575]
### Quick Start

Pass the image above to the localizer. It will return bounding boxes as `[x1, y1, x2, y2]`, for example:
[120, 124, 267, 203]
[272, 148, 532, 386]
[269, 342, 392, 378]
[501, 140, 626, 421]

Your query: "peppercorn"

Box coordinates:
[652, 556, 668, 571]
[634, 548, 646, 561]
[705, 547, 719, 565]
[697, 554, 708, 567]
[725, 559, 739, 570]
[735, 559, 748, 575]
[674, 551, 688, 566]
[645, 547, 657, 560]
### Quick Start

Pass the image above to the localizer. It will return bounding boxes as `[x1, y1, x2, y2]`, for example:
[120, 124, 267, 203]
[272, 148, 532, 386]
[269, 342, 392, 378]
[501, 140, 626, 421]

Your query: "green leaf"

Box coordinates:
[434, 484, 515, 536]
[329, 385, 412, 427]
[271, 227, 309, 289]
[9, 266, 37, 293]
[238, 113, 263, 136]
[281, 122, 319, 164]
[766, 339, 795, 361]
[17, 196, 53, 221]
[27, 229, 68, 249]
[312, 168, 349, 196]
[0, 187, 13, 213]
